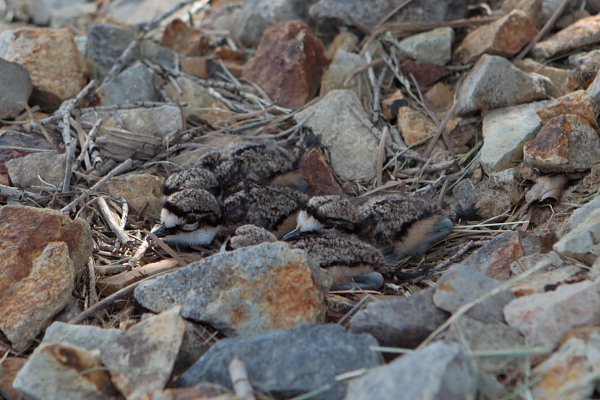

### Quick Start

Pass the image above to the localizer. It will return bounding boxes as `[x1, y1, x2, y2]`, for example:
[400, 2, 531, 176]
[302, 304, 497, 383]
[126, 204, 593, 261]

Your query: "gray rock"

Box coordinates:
[6, 151, 66, 191]
[554, 209, 600, 265]
[320, 50, 366, 97]
[480, 101, 545, 174]
[13, 343, 120, 400]
[96, 63, 159, 106]
[135, 242, 330, 336]
[344, 341, 479, 400]
[504, 280, 600, 348]
[310, 0, 470, 31]
[177, 323, 384, 400]
[238, 0, 317, 48]
[86, 24, 138, 80]
[445, 315, 527, 374]
[475, 169, 521, 219]
[140, 40, 177, 71]
[433, 264, 515, 323]
[455, 54, 547, 116]
[587, 70, 600, 112]
[107, 0, 190, 25]
[397, 27, 454, 65]
[349, 288, 449, 348]
[295, 90, 379, 182]
[532, 12, 599, 59]
[570, 195, 600, 229]
[0, 58, 32, 119]
[42, 321, 121, 350]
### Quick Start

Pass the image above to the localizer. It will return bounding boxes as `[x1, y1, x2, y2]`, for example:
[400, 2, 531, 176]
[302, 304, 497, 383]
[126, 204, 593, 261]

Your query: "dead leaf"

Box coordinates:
[525, 175, 568, 206]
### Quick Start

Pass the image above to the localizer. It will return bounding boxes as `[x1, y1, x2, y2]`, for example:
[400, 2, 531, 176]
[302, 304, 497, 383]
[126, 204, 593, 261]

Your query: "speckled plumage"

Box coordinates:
[227, 224, 277, 250]
[163, 167, 219, 196]
[306, 195, 359, 231]
[163, 188, 221, 227]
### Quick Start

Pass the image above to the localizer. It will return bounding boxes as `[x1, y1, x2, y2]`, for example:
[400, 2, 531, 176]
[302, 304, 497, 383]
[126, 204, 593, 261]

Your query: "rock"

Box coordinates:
[424, 82, 454, 113]
[160, 18, 210, 56]
[445, 315, 527, 374]
[6, 151, 66, 192]
[474, 169, 521, 220]
[542, 0, 583, 23]
[30, 0, 95, 28]
[242, 20, 328, 109]
[164, 76, 236, 129]
[0, 58, 32, 119]
[397, 27, 454, 65]
[177, 323, 383, 400]
[433, 264, 514, 323]
[107, 0, 190, 25]
[536, 90, 598, 128]
[553, 209, 600, 265]
[320, 50, 366, 97]
[510, 260, 595, 297]
[523, 114, 600, 173]
[295, 90, 379, 182]
[145, 383, 240, 400]
[455, 54, 547, 116]
[135, 242, 330, 336]
[0, 27, 88, 108]
[514, 58, 571, 97]
[86, 24, 138, 80]
[503, 280, 600, 348]
[344, 341, 479, 400]
[42, 321, 122, 350]
[326, 32, 359, 60]
[0, 206, 92, 351]
[238, 0, 317, 48]
[480, 101, 545, 174]
[454, 10, 537, 64]
[502, 0, 543, 28]
[398, 59, 448, 87]
[532, 326, 600, 399]
[349, 288, 449, 348]
[298, 148, 345, 196]
[100, 307, 185, 399]
[100, 173, 164, 220]
[0, 357, 27, 400]
[13, 343, 120, 400]
[569, 195, 600, 229]
[309, 0, 470, 31]
[587, 69, 600, 112]
[567, 49, 600, 90]
[397, 106, 438, 146]
[462, 230, 554, 280]
[532, 14, 600, 59]
[95, 63, 160, 106]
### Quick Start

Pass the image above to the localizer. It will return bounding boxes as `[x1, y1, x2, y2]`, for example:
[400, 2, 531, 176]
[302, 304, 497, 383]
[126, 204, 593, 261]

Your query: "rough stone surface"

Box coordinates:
[502, 0, 543, 28]
[6, 151, 67, 191]
[86, 24, 138, 80]
[514, 58, 571, 97]
[503, 280, 600, 348]
[242, 20, 328, 109]
[398, 59, 449, 86]
[586, 69, 600, 112]
[554, 209, 600, 265]
[349, 288, 449, 348]
[475, 169, 521, 220]
[96, 63, 159, 106]
[454, 10, 537, 64]
[0, 27, 88, 108]
[455, 54, 547, 116]
[532, 14, 600, 59]
[397, 106, 438, 146]
[43, 321, 121, 350]
[536, 90, 598, 128]
[107, 0, 187, 25]
[344, 341, 479, 400]
[532, 327, 600, 399]
[462, 230, 554, 280]
[0, 206, 93, 351]
[0, 357, 27, 400]
[100, 173, 164, 220]
[177, 323, 384, 400]
[569, 195, 600, 229]
[295, 90, 379, 182]
[433, 264, 514, 323]
[238, 0, 317, 48]
[13, 343, 120, 400]
[480, 101, 545, 174]
[320, 50, 366, 97]
[135, 242, 330, 336]
[523, 114, 600, 173]
[397, 27, 454, 65]
[0, 58, 32, 119]
[446, 315, 527, 374]
[100, 307, 185, 399]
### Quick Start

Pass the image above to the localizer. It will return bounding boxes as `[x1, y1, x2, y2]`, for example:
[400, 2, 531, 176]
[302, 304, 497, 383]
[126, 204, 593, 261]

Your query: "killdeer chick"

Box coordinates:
[357, 194, 453, 264]
[153, 188, 222, 247]
[222, 184, 309, 239]
[282, 195, 359, 240]
[226, 224, 277, 250]
[162, 167, 219, 196]
[287, 233, 386, 290]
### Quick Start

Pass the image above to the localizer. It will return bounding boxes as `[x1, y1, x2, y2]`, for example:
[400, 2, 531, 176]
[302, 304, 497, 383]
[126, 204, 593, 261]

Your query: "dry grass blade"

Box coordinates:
[229, 356, 256, 400]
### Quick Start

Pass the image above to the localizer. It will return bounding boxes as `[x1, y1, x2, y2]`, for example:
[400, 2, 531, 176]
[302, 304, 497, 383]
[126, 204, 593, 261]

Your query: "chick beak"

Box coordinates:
[151, 224, 169, 237]
[282, 228, 302, 241]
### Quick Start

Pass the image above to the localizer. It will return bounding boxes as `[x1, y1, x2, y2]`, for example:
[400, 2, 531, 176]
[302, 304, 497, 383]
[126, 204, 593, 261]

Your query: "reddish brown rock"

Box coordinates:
[160, 18, 210, 56]
[424, 82, 454, 113]
[0, 357, 26, 400]
[0, 27, 88, 108]
[298, 148, 345, 196]
[398, 107, 438, 146]
[242, 20, 328, 109]
[536, 90, 598, 128]
[398, 59, 448, 87]
[502, 0, 543, 28]
[454, 10, 538, 64]
[568, 51, 600, 90]
[0, 206, 93, 351]
[532, 14, 600, 59]
[523, 114, 600, 172]
[514, 58, 571, 97]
